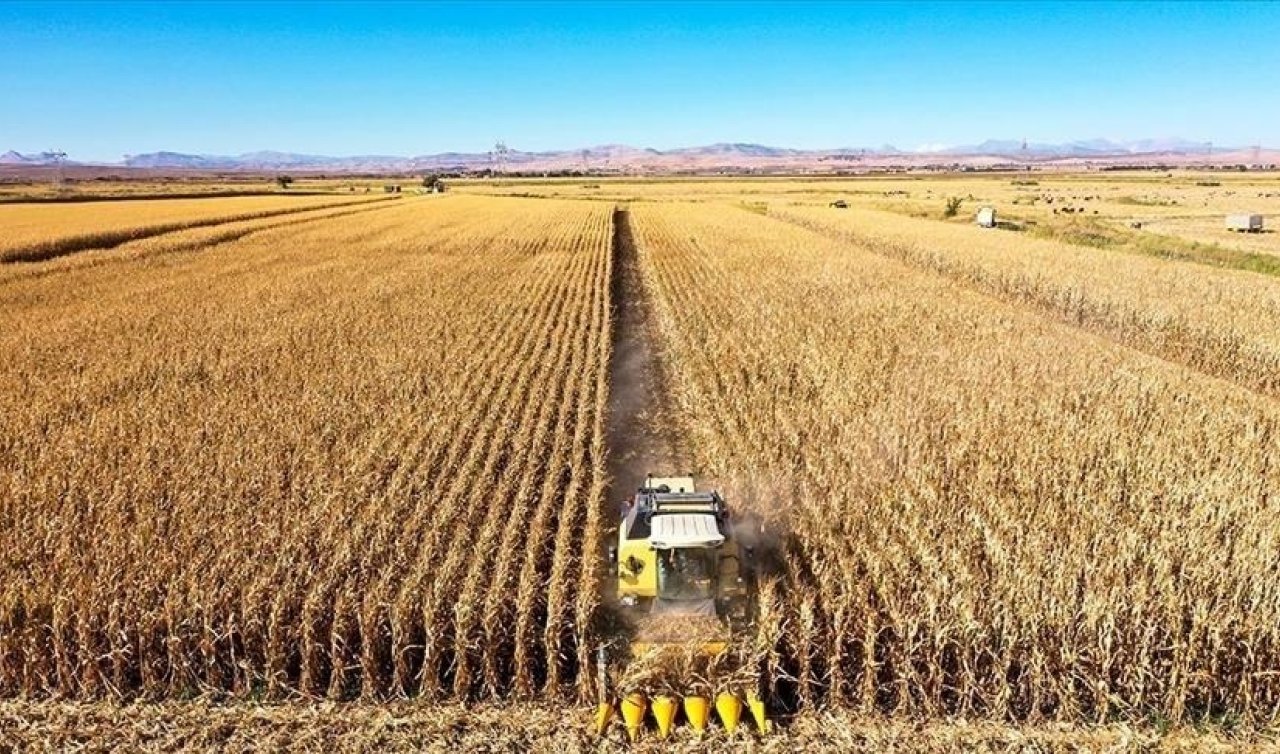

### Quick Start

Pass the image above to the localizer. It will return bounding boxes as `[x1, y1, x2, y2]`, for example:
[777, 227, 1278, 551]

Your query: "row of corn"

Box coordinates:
[595, 691, 769, 740]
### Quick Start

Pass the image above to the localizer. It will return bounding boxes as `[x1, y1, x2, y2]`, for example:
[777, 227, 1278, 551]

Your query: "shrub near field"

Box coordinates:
[0, 196, 612, 701]
[631, 202, 1280, 724]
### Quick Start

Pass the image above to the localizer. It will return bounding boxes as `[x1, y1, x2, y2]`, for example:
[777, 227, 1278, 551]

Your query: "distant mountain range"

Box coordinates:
[1, 138, 1272, 173]
[923, 137, 1218, 157]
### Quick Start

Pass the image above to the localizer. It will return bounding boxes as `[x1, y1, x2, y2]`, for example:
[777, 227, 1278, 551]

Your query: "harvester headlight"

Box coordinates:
[620, 595, 637, 607]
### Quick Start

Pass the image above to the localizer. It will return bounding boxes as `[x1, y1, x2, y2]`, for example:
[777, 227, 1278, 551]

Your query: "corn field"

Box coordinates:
[773, 205, 1280, 398]
[630, 202, 1280, 724]
[0, 195, 611, 701]
[3, 191, 1280, 738]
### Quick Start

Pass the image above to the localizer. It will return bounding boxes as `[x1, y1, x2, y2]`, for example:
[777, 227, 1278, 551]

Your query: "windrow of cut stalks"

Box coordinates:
[630, 202, 1280, 725]
[773, 205, 1280, 399]
[0, 196, 611, 702]
[0, 193, 391, 263]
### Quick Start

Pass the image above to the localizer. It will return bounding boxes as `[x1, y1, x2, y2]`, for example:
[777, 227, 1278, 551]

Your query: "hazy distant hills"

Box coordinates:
[928, 137, 1216, 157]
[0, 150, 55, 165]
[1, 139, 1272, 173]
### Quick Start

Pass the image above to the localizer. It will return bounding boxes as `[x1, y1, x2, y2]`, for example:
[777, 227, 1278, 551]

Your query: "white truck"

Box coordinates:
[1226, 214, 1264, 233]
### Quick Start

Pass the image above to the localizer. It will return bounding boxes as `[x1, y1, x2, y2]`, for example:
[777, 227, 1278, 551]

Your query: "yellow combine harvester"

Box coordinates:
[612, 475, 753, 651]
[596, 474, 767, 739]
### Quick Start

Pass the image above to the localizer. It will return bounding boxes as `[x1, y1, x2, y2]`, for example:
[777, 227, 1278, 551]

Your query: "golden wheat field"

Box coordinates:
[0, 193, 393, 263]
[3, 177, 1280, 750]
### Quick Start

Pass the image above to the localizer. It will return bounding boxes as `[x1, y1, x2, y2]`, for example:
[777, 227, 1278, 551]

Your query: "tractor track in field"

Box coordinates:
[597, 204, 790, 725]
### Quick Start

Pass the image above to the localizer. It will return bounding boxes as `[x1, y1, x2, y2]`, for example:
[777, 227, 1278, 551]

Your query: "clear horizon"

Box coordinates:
[3, 1, 1278, 162]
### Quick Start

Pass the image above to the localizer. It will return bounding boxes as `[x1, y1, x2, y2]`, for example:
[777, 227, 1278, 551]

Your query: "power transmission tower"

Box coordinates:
[581, 149, 590, 174]
[493, 141, 510, 175]
[42, 150, 68, 188]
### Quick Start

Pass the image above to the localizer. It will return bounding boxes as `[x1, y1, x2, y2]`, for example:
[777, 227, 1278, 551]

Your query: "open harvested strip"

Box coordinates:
[630, 201, 1280, 723]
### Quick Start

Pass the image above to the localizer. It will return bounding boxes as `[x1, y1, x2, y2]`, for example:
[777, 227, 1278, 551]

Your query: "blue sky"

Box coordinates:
[2, 1, 1278, 161]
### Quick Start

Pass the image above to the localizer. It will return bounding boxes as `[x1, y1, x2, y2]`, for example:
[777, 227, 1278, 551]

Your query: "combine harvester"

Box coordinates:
[595, 474, 770, 740]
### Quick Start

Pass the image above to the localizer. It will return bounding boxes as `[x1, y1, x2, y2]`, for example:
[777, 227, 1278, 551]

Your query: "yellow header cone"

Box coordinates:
[716, 692, 743, 733]
[620, 693, 647, 742]
[683, 695, 710, 732]
[594, 701, 614, 736]
[651, 695, 677, 739]
[747, 692, 768, 734]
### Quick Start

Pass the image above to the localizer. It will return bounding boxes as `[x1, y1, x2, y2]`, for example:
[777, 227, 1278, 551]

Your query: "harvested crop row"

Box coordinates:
[630, 202, 1280, 724]
[0, 193, 393, 263]
[0, 195, 611, 701]
[772, 205, 1280, 398]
